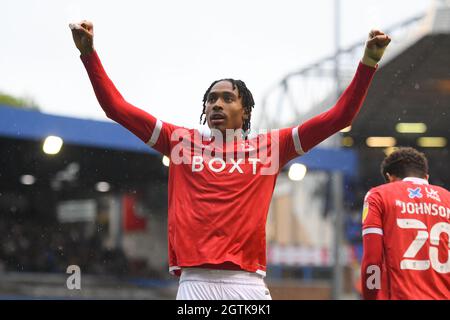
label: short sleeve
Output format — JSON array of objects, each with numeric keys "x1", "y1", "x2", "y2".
[{"x1": 361, "y1": 190, "x2": 384, "y2": 236}]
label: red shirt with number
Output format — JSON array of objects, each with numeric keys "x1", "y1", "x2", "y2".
[{"x1": 361, "y1": 177, "x2": 450, "y2": 299}]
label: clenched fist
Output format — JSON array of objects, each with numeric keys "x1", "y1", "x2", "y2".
[
  {"x1": 69, "y1": 20, "x2": 94, "y2": 56},
  {"x1": 362, "y1": 30, "x2": 391, "y2": 67}
]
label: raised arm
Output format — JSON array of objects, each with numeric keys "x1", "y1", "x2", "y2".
[
  {"x1": 297, "y1": 30, "x2": 391, "y2": 153},
  {"x1": 69, "y1": 20, "x2": 175, "y2": 155}
]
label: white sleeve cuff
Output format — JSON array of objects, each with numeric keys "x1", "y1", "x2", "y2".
[
  {"x1": 291, "y1": 126, "x2": 305, "y2": 155},
  {"x1": 147, "y1": 119, "x2": 163, "y2": 147},
  {"x1": 362, "y1": 228, "x2": 383, "y2": 236}
]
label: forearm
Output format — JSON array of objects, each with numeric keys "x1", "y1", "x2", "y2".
[
  {"x1": 81, "y1": 51, "x2": 125, "y2": 117},
  {"x1": 298, "y1": 62, "x2": 376, "y2": 152},
  {"x1": 361, "y1": 233, "x2": 384, "y2": 300},
  {"x1": 80, "y1": 51, "x2": 156, "y2": 142}
]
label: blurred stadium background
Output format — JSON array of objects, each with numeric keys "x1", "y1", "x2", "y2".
[{"x1": 0, "y1": 1, "x2": 449, "y2": 299}]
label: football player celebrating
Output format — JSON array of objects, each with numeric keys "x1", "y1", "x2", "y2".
[{"x1": 70, "y1": 21, "x2": 390, "y2": 300}]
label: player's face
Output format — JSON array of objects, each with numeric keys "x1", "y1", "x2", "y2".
[{"x1": 205, "y1": 81, "x2": 247, "y2": 133}]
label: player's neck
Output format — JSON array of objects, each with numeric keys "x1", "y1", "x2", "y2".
[{"x1": 402, "y1": 177, "x2": 429, "y2": 185}]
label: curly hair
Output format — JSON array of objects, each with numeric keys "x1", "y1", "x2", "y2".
[
  {"x1": 380, "y1": 147, "x2": 429, "y2": 181},
  {"x1": 200, "y1": 79, "x2": 255, "y2": 133}
]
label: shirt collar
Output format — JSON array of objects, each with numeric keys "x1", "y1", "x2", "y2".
[{"x1": 403, "y1": 177, "x2": 429, "y2": 185}]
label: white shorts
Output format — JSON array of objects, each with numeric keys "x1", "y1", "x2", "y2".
[{"x1": 176, "y1": 268, "x2": 272, "y2": 300}]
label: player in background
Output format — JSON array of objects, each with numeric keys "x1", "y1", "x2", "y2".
[
  {"x1": 361, "y1": 147, "x2": 450, "y2": 299},
  {"x1": 70, "y1": 20, "x2": 390, "y2": 300}
]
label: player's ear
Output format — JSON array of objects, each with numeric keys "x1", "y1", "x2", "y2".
[
  {"x1": 425, "y1": 174, "x2": 429, "y2": 181},
  {"x1": 386, "y1": 173, "x2": 396, "y2": 183}
]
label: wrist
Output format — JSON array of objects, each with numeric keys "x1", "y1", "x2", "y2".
[
  {"x1": 80, "y1": 46, "x2": 94, "y2": 57},
  {"x1": 361, "y1": 55, "x2": 379, "y2": 68}
]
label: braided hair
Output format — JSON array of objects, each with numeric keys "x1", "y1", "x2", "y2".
[{"x1": 200, "y1": 79, "x2": 255, "y2": 133}]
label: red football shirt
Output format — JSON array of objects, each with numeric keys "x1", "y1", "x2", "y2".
[
  {"x1": 81, "y1": 50, "x2": 376, "y2": 276},
  {"x1": 362, "y1": 177, "x2": 450, "y2": 299},
  {"x1": 162, "y1": 126, "x2": 306, "y2": 275}
]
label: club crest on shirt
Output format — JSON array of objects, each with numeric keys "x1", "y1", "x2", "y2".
[
  {"x1": 362, "y1": 192, "x2": 370, "y2": 223},
  {"x1": 362, "y1": 203, "x2": 369, "y2": 223},
  {"x1": 407, "y1": 187, "x2": 422, "y2": 199},
  {"x1": 425, "y1": 187, "x2": 441, "y2": 202}
]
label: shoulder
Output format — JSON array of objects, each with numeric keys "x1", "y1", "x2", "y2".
[
  {"x1": 430, "y1": 184, "x2": 450, "y2": 193},
  {"x1": 271, "y1": 127, "x2": 297, "y2": 138},
  {"x1": 365, "y1": 185, "x2": 388, "y2": 200},
  {"x1": 429, "y1": 184, "x2": 450, "y2": 199},
  {"x1": 369, "y1": 181, "x2": 409, "y2": 194}
]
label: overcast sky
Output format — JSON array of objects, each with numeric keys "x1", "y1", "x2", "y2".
[{"x1": 1, "y1": 0, "x2": 431, "y2": 128}]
